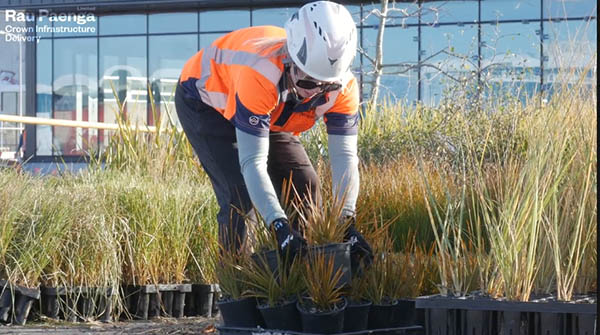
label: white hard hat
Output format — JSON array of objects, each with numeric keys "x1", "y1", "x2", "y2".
[{"x1": 285, "y1": 1, "x2": 357, "y2": 82}]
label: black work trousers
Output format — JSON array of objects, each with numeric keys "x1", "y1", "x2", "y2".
[{"x1": 175, "y1": 83, "x2": 320, "y2": 251}]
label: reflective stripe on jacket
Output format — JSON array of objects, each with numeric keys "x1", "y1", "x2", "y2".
[{"x1": 180, "y1": 26, "x2": 359, "y2": 137}]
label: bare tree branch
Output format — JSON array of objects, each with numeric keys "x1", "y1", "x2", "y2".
[
  {"x1": 357, "y1": 0, "x2": 519, "y2": 105},
  {"x1": 357, "y1": 46, "x2": 376, "y2": 66},
  {"x1": 369, "y1": 0, "x2": 388, "y2": 106},
  {"x1": 379, "y1": 48, "x2": 473, "y2": 83}
]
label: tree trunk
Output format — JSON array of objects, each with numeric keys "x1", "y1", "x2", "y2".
[{"x1": 369, "y1": 0, "x2": 389, "y2": 107}]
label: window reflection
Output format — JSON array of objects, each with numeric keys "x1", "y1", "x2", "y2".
[
  {"x1": 481, "y1": 22, "x2": 541, "y2": 101},
  {"x1": 542, "y1": 19, "x2": 597, "y2": 94},
  {"x1": 362, "y1": 2, "x2": 420, "y2": 27},
  {"x1": 200, "y1": 33, "x2": 225, "y2": 49},
  {"x1": 36, "y1": 14, "x2": 52, "y2": 38},
  {"x1": 0, "y1": 90, "x2": 21, "y2": 154},
  {"x1": 149, "y1": 35, "x2": 198, "y2": 128},
  {"x1": 0, "y1": 12, "x2": 27, "y2": 154},
  {"x1": 99, "y1": 36, "x2": 147, "y2": 151},
  {"x1": 36, "y1": 40, "x2": 52, "y2": 155},
  {"x1": 421, "y1": 24, "x2": 478, "y2": 105},
  {"x1": 385, "y1": 27, "x2": 419, "y2": 104},
  {"x1": 53, "y1": 38, "x2": 98, "y2": 156},
  {"x1": 149, "y1": 12, "x2": 197, "y2": 33},
  {"x1": 422, "y1": 1, "x2": 478, "y2": 25},
  {"x1": 543, "y1": 0, "x2": 597, "y2": 19},
  {"x1": 252, "y1": 7, "x2": 293, "y2": 26},
  {"x1": 200, "y1": 10, "x2": 250, "y2": 31},
  {"x1": 28, "y1": 6, "x2": 598, "y2": 159},
  {"x1": 362, "y1": 26, "x2": 419, "y2": 103},
  {"x1": 481, "y1": 0, "x2": 541, "y2": 21},
  {"x1": 53, "y1": 13, "x2": 97, "y2": 38},
  {"x1": 99, "y1": 14, "x2": 146, "y2": 35}
]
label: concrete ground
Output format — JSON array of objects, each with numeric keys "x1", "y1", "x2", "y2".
[{"x1": 0, "y1": 316, "x2": 221, "y2": 334}]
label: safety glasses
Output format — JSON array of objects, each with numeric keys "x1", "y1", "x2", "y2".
[
  {"x1": 295, "y1": 79, "x2": 342, "y2": 92},
  {"x1": 291, "y1": 64, "x2": 341, "y2": 92}
]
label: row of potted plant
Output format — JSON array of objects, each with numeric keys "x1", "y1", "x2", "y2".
[
  {"x1": 0, "y1": 169, "x2": 221, "y2": 324},
  {"x1": 215, "y1": 195, "x2": 437, "y2": 334},
  {"x1": 413, "y1": 67, "x2": 597, "y2": 334}
]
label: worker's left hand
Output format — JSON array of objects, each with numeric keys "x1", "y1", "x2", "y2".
[{"x1": 341, "y1": 216, "x2": 374, "y2": 276}]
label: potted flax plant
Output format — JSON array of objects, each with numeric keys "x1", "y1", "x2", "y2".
[
  {"x1": 343, "y1": 270, "x2": 372, "y2": 332},
  {"x1": 299, "y1": 194, "x2": 353, "y2": 288},
  {"x1": 297, "y1": 249, "x2": 347, "y2": 334},
  {"x1": 245, "y1": 250, "x2": 304, "y2": 331},
  {"x1": 215, "y1": 246, "x2": 264, "y2": 328}
]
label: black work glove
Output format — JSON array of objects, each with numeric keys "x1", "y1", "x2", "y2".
[
  {"x1": 272, "y1": 218, "x2": 307, "y2": 261},
  {"x1": 342, "y1": 216, "x2": 374, "y2": 276}
]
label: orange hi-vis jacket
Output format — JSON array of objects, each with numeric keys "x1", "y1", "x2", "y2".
[{"x1": 179, "y1": 26, "x2": 359, "y2": 137}]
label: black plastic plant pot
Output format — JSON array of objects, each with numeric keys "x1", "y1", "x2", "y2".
[
  {"x1": 534, "y1": 312, "x2": 567, "y2": 335},
  {"x1": 392, "y1": 299, "x2": 425, "y2": 327},
  {"x1": 148, "y1": 292, "x2": 161, "y2": 318},
  {"x1": 423, "y1": 308, "x2": 460, "y2": 335},
  {"x1": 571, "y1": 313, "x2": 596, "y2": 335},
  {"x1": 12, "y1": 293, "x2": 38, "y2": 325},
  {"x1": 155, "y1": 284, "x2": 191, "y2": 318},
  {"x1": 172, "y1": 291, "x2": 186, "y2": 318},
  {"x1": 161, "y1": 291, "x2": 174, "y2": 317},
  {"x1": 77, "y1": 294, "x2": 94, "y2": 321},
  {"x1": 309, "y1": 242, "x2": 352, "y2": 288},
  {"x1": 217, "y1": 297, "x2": 265, "y2": 328},
  {"x1": 40, "y1": 286, "x2": 63, "y2": 319},
  {"x1": 498, "y1": 310, "x2": 528, "y2": 335},
  {"x1": 343, "y1": 299, "x2": 372, "y2": 332},
  {"x1": 11, "y1": 283, "x2": 40, "y2": 325},
  {"x1": 257, "y1": 299, "x2": 302, "y2": 331},
  {"x1": 123, "y1": 285, "x2": 152, "y2": 320},
  {"x1": 369, "y1": 300, "x2": 398, "y2": 330},
  {"x1": 0, "y1": 280, "x2": 11, "y2": 306},
  {"x1": 460, "y1": 309, "x2": 495, "y2": 335},
  {"x1": 134, "y1": 290, "x2": 150, "y2": 320},
  {"x1": 98, "y1": 293, "x2": 113, "y2": 323},
  {"x1": 297, "y1": 297, "x2": 347, "y2": 334},
  {"x1": 0, "y1": 281, "x2": 13, "y2": 322},
  {"x1": 64, "y1": 291, "x2": 79, "y2": 322},
  {"x1": 184, "y1": 287, "x2": 195, "y2": 316},
  {"x1": 187, "y1": 283, "x2": 220, "y2": 317},
  {"x1": 212, "y1": 285, "x2": 221, "y2": 316}
]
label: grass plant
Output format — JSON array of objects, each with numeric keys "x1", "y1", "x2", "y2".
[
  {"x1": 357, "y1": 160, "x2": 444, "y2": 248},
  {"x1": 417, "y1": 58, "x2": 596, "y2": 301},
  {"x1": 0, "y1": 171, "x2": 34, "y2": 279},
  {"x1": 215, "y1": 248, "x2": 253, "y2": 301},
  {"x1": 6, "y1": 179, "x2": 73, "y2": 288},
  {"x1": 298, "y1": 190, "x2": 352, "y2": 245},
  {"x1": 302, "y1": 250, "x2": 345, "y2": 312},
  {"x1": 245, "y1": 252, "x2": 305, "y2": 307},
  {"x1": 187, "y1": 215, "x2": 219, "y2": 284},
  {"x1": 115, "y1": 174, "x2": 208, "y2": 285}
]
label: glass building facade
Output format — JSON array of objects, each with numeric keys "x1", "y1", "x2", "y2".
[{"x1": 0, "y1": 0, "x2": 596, "y2": 161}]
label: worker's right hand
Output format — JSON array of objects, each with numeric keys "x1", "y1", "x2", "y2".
[
  {"x1": 271, "y1": 218, "x2": 307, "y2": 260},
  {"x1": 341, "y1": 216, "x2": 374, "y2": 276}
]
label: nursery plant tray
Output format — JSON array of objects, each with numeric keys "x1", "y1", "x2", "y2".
[
  {"x1": 415, "y1": 293, "x2": 597, "y2": 314},
  {"x1": 217, "y1": 325, "x2": 424, "y2": 335},
  {"x1": 0, "y1": 280, "x2": 40, "y2": 299}
]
